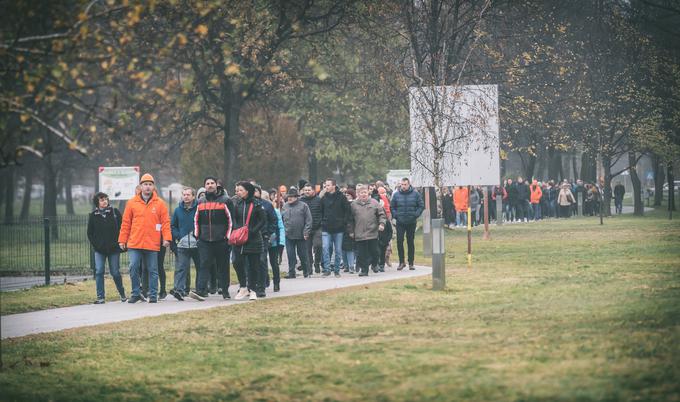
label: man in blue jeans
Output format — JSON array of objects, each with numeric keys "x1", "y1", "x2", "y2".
[
  {"x1": 320, "y1": 178, "x2": 350, "y2": 277},
  {"x1": 118, "y1": 173, "x2": 172, "y2": 303}
]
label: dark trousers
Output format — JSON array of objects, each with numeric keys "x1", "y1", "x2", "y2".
[
  {"x1": 234, "y1": 251, "x2": 260, "y2": 292},
  {"x1": 515, "y1": 201, "x2": 527, "y2": 221},
  {"x1": 268, "y1": 246, "x2": 280, "y2": 285},
  {"x1": 396, "y1": 222, "x2": 416, "y2": 265},
  {"x1": 197, "y1": 240, "x2": 230, "y2": 296},
  {"x1": 259, "y1": 250, "x2": 269, "y2": 292},
  {"x1": 305, "y1": 228, "x2": 322, "y2": 271},
  {"x1": 141, "y1": 246, "x2": 167, "y2": 296},
  {"x1": 378, "y1": 242, "x2": 388, "y2": 268},
  {"x1": 356, "y1": 238, "x2": 379, "y2": 274},
  {"x1": 286, "y1": 238, "x2": 309, "y2": 277}
]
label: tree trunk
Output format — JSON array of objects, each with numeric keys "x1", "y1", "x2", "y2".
[
  {"x1": 223, "y1": 98, "x2": 242, "y2": 188},
  {"x1": 20, "y1": 169, "x2": 34, "y2": 220},
  {"x1": 629, "y1": 151, "x2": 643, "y2": 216},
  {"x1": 523, "y1": 152, "x2": 536, "y2": 181},
  {"x1": 652, "y1": 154, "x2": 665, "y2": 206},
  {"x1": 64, "y1": 169, "x2": 75, "y2": 215},
  {"x1": 3, "y1": 165, "x2": 15, "y2": 223},
  {"x1": 536, "y1": 148, "x2": 547, "y2": 180},
  {"x1": 43, "y1": 153, "x2": 59, "y2": 239},
  {"x1": 572, "y1": 154, "x2": 579, "y2": 181},
  {"x1": 668, "y1": 161, "x2": 676, "y2": 212},
  {"x1": 602, "y1": 155, "x2": 612, "y2": 216},
  {"x1": 548, "y1": 148, "x2": 562, "y2": 182},
  {"x1": 500, "y1": 156, "x2": 507, "y2": 179},
  {"x1": 581, "y1": 150, "x2": 596, "y2": 183}
]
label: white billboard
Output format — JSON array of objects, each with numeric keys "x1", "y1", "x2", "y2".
[
  {"x1": 409, "y1": 85, "x2": 499, "y2": 187},
  {"x1": 99, "y1": 166, "x2": 140, "y2": 200}
]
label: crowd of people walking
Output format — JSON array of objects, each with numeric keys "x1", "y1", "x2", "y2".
[{"x1": 87, "y1": 174, "x2": 424, "y2": 304}]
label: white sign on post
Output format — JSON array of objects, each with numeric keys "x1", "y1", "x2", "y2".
[
  {"x1": 409, "y1": 85, "x2": 499, "y2": 187},
  {"x1": 99, "y1": 166, "x2": 140, "y2": 200}
]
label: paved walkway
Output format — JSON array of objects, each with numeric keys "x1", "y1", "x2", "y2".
[{"x1": 1, "y1": 265, "x2": 432, "y2": 339}]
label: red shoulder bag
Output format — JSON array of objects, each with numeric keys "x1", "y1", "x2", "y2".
[{"x1": 229, "y1": 203, "x2": 253, "y2": 246}]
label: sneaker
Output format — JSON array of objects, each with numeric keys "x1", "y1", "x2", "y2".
[
  {"x1": 409, "y1": 265, "x2": 415, "y2": 270},
  {"x1": 209, "y1": 287, "x2": 216, "y2": 295},
  {"x1": 249, "y1": 291, "x2": 257, "y2": 301},
  {"x1": 285, "y1": 273, "x2": 296, "y2": 279},
  {"x1": 218, "y1": 288, "x2": 223, "y2": 295},
  {"x1": 371, "y1": 265, "x2": 379, "y2": 273},
  {"x1": 314, "y1": 266, "x2": 321, "y2": 273},
  {"x1": 379, "y1": 266, "x2": 385, "y2": 272},
  {"x1": 274, "y1": 284, "x2": 280, "y2": 292},
  {"x1": 234, "y1": 287, "x2": 249, "y2": 300},
  {"x1": 93, "y1": 299, "x2": 105, "y2": 304},
  {"x1": 222, "y1": 290, "x2": 231, "y2": 299},
  {"x1": 159, "y1": 291, "x2": 167, "y2": 300},
  {"x1": 128, "y1": 295, "x2": 144, "y2": 304},
  {"x1": 397, "y1": 263, "x2": 406, "y2": 271},
  {"x1": 343, "y1": 267, "x2": 350, "y2": 273},
  {"x1": 149, "y1": 298, "x2": 158, "y2": 303},
  {"x1": 334, "y1": 272, "x2": 341, "y2": 278},
  {"x1": 256, "y1": 291, "x2": 266, "y2": 298},
  {"x1": 348, "y1": 267, "x2": 355, "y2": 274},
  {"x1": 120, "y1": 296, "x2": 128, "y2": 303},
  {"x1": 188, "y1": 290, "x2": 205, "y2": 301},
  {"x1": 358, "y1": 272, "x2": 368, "y2": 277},
  {"x1": 172, "y1": 290, "x2": 184, "y2": 301},
  {"x1": 322, "y1": 271, "x2": 331, "y2": 277}
]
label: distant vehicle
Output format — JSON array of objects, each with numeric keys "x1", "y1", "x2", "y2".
[{"x1": 662, "y1": 181, "x2": 680, "y2": 192}]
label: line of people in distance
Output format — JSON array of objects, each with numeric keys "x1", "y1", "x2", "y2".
[
  {"x1": 87, "y1": 174, "x2": 425, "y2": 304},
  {"x1": 441, "y1": 177, "x2": 625, "y2": 227}
]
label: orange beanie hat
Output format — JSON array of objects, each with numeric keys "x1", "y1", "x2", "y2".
[{"x1": 140, "y1": 173, "x2": 155, "y2": 184}]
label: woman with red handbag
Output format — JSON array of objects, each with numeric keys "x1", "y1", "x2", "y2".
[{"x1": 231, "y1": 181, "x2": 267, "y2": 301}]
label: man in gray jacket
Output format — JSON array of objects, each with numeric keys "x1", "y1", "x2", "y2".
[
  {"x1": 282, "y1": 187, "x2": 313, "y2": 278},
  {"x1": 349, "y1": 184, "x2": 386, "y2": 276}
]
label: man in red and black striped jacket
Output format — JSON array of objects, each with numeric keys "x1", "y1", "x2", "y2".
[{"x1": 190, "y1": 176, "x2": 233, "y2": 301}]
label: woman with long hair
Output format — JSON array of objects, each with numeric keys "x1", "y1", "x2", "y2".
[{"x1": 232, "y1": 181, "x2": 267, "y2": 301}]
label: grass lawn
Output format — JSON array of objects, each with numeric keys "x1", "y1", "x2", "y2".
[{"x1": 1, "y1": 209, "x2": 679, "y2": 401}]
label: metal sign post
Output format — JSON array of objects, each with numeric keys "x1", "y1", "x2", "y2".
[
  {"x1": 431, "y1": 218, "x2": 446, "y2": 290},
  {"x1": 483, "y1": 187, "x2": 490, "y2": 240},
  {"x1": 423, "y1": 189, "x2": 432, "y2": 257}
]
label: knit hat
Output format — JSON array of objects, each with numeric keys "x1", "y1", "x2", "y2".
[
  {"x1": 140, "y1": 173, "x2": 154, "y2": 184},
  {"x1": 197, "y1": 187, "x2": 206, "y2": 199},
  {"x1": 287, "y1": 187, "x2": 299, "y2": 197}
]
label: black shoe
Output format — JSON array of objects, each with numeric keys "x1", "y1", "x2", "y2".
[
  {"x1": 93, "y1": 299, "x2": 105, "y2": 304},
  {"x1": 343, "y1": 267, "x2": 350, "y2": 273},
  {"x1": 128, "y1": 295, "x2": 144, "y2": 304},
  {"x1": 188, "y1": 290, "x2": 205, "y2": 301},
  {"x1": 274, "y1": 284, "x2": 280, "y2": 292},
  {"x1": 149, "y1": 298, "x2": 158, "y2": 303},
  {"x1": 223, "y1": 290, "x2": 231, "y2": 299},
  {"x1": 315, "y1": 266, "x2": 321, "y2": 273},
  {"x1": 322, "y1": 271, "x2": 331, "y2": 277},
  {"x1": 256, "y1": 291, "x2": 266, "y2": 298},
  {"x1": 120, "y1": 296, "x2": 128, "y2": 303},
  {"x1": 159, "y1": 291, "x2": 167, "y2": 300},
  {"x1": 218, "y1": 288, "x2": 223, "y2": 295},
  {"x1": 358, "y1": 272, "x2": 368, "y2": 277},
  {"x1": 397, "y1": 263, "x2": 406, "y2": 271},
  {"x1": 409, "y1": 265, "x2": 415, "y2": 270},
  {"x1": 334, "y1": 272, "x2": 341, "y2": 278},
  {"x1": 209, "y1": 288, "x2": 216, "y2": 295},
  {"x1": 172, "y1": 290, "x2": 184, "y2": 301},
  {"x1": 296, "y1": 265, "x2": 302, "y2": 271},
  {"x1": 371, "y1": 265, "x2": 379, "y2": 273},
  {"x1": 285, "y1": 273, "x2": 296, "y2": 279},
  {"x1": 379, "y1": 266, "x2": 385, "y2": 272}
]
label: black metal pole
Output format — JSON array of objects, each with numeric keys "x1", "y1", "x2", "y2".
[{"x1": 44, "y1": 218, "x2": 50, "y2": 285}]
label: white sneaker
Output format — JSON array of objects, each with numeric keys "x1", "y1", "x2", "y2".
[
  {"x1": 249, "y1": 291, "x2": 257, "y2": 301},
  {"x1": 234, "y1": 287, "x2": 248, "y2": 300}
]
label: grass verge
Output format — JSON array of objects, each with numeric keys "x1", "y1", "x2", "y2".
[{"x1": 0, "y1": 209, "x2": 679, "y2": 400}]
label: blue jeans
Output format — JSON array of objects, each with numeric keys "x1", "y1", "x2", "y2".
[
  {"x1": 175, "y1": 248, "x2": 199, "y2": 296},
  {"x1": 322, "y1": 232, "x2": 343, "y2": 274},
  {"x1": 532, "y1": 203, "x2": 542, "y2": 220},
  {"x1": 456, "y1": 211, "x2": 467, "y2": 226},
  {"x1": 504, "y1": 203, "x2": 515, "y2": 221},
  {"x1": 342, "y1": 250, "x2": 355, "y2": 271},
  {"x1": 129, "y1": 249, "x2": 158, "y2": 298},
  {"x1": 94, "y1": 252, "x2": 125, "y2": 300}
]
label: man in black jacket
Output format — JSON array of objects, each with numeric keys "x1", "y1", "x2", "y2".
[
  {"x1": 300, "y1": 183, "x2": 322, "y2": 273},
  {"x1": 515, "y1": 177, "x2": 530, "y2": 222},
  {"x1": 191, "y1": 177, "x2": 233, "y2": 301},
  {"x1": 321, "y1": 178, "x2": 350, "y2": 277}
]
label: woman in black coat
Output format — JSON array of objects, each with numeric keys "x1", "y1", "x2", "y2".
[
  {"x1": 87, "y1": 192, "x2": 127, "y2": 304},
  {"x1": 232, "y1": 181, "x2": 267, "y2": 301}
]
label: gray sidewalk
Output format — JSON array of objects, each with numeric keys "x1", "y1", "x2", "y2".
[
  {"x1": 0, "y1": 275, "x2": 91, "y2": 292},
  {"x1": 1, "y1": 265, "x2": 432, "y2": 339}
]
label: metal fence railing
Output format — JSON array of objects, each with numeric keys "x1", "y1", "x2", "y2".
[{"x1": 0, "y1": 216, "x2": 175, "y2": 282}]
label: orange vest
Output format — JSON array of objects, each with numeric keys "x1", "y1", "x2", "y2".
[{"x1": 118, "y1": 192, "x2": 172, "y2": 251}]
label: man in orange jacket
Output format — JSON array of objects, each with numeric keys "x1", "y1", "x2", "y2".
[
  {"x1": 453, "y1": 186, "x2": 469, "y2": 227},
  {"x1": 530, "y1": 179, "x2": 543, "y2": 221},
  {"x1": 118, "y1": 173, "x2": 172, "y2": 303}
]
